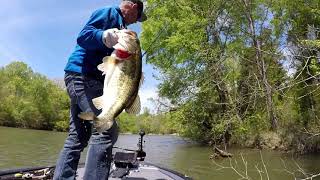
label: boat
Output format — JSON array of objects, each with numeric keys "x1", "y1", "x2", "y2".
[{"x1": 0, "y1": 130, "x2": 192, "y2": 180}]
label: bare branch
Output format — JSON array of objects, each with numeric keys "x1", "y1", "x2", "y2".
[{"x1": 260, "y1": 151, "x2": 270, "y2": 180}]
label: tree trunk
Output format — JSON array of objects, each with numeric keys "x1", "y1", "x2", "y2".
[{"x1": 242, "y1": 0, "x2": 278, "y2": 130}]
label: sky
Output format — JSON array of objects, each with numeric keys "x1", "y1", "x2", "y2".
[{"x1": 0, "y1": 0, "x2": 159, "y2": 112}]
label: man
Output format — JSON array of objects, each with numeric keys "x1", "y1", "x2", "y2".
[{"x1": 53, "y1": 1, "x2": 146, "y2": 179}]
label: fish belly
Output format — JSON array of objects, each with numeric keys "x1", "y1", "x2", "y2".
[{"x1": 94, "y1": 61, "x2": 140, "y2": 132}]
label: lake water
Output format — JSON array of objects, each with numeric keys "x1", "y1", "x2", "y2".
[{"x1": 0, "y1": 126, "x2": 319, "y2": 179}]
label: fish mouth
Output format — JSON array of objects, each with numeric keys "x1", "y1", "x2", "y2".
[{"x1": 115, "y1": 49, "x2": 132, "y2": 59}]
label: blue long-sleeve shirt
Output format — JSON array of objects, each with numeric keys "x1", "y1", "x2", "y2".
[{"x1": 64, "y1": 6, "x2": 126, "y2": 79}]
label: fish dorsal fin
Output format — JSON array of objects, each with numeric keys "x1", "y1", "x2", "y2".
[
  {"x1": 125, "y1": 94, "x2": 141, "y2": 114},
  {"x1": 92, "y1": 96, "x2": 104, "y2": 110}
]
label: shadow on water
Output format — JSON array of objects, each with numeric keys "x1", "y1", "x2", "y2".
[{"x1": 1, "y1": 126, "x2": 320, "y2": 180}]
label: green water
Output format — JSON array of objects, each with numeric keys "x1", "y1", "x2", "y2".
[{"x1": 0, "y1": 126, "x2": 319, "y2": 180}]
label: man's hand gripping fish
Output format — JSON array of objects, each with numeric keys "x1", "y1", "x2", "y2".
[{"x1": 78, "y1": 30, "x2": 143, "y2": 133}]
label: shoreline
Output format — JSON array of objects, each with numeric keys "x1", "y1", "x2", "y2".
[{"x1": 1, "y1": 126, "x2": 319, "y2": 154}]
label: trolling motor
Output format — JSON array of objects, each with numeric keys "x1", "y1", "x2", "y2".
[
  {"x1": 113, "y1": 130, "x2": 146, "y2": 169},
  {"x1": 111, "y1": 130, "x2": 147, "y2": 178},
  {"x1": 136, "y1": 130, "x2": 146, "y2": 161}
]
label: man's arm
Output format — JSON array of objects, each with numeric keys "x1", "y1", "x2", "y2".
[{"x1": 77, "y1": 8, "x2": 117, "y2": 50}]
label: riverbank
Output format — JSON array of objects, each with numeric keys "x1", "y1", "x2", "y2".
[{"x1": 230, "y1": 130, "x2": 320, "y2": 155}]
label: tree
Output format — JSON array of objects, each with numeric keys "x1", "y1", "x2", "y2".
[{"x1": 0, "y1": 62, "x2": 70, "y2": 131}]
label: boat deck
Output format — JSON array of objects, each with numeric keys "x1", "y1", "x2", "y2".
[{"x1": 76, "y1": 162, "x2": 190, "y2": 180}]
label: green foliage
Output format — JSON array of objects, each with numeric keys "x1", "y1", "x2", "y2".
[
  {"x1": 1, "y1": 0, "x2": 320, "y2": 153},
  {"x1": 140, "y1": 0, "x2": 320, "y2": 151},
  {"x1": 117, "y1": 109, "x2": 178, "y2": 135},
  {"x1": 0, "y1": 62, "x2": 69, "y2": 131},
  {"x1": 0, "y1": 62, "x2": 176, "y2": 135},
  {"x1": 300, "y1": 40, "x2": 320, "y2": 48}
]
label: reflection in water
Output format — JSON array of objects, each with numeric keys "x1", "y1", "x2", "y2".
[{"x1": 0, "y1": 126, "x2": 320, "y2": 180}]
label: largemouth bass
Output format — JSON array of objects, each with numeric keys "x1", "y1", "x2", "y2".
[{"x1": 78, "y1": 30, "x2": 143, "y2": 133}]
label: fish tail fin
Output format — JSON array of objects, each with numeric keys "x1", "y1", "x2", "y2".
[
  {"x1": 78, "y1": 112, "x2": 96, "y2": 121},
  {"x1": 96, "y1": 120, "x2": 114, "y2": 133}
]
